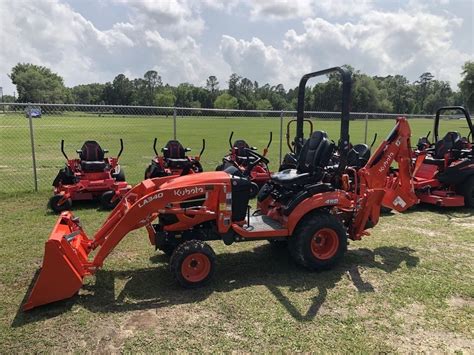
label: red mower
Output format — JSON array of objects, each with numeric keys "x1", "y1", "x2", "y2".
[
  {"x1": 216, "y1": 131, "x2": 273, "y2": 197},
  {"x1": 49, "y1": 139, "x2": 131, "y2": 213},
  {"x1": 24, "y1": 67, "x2": 420, "y2": 311},
  {"x1": 144, "y1": 138, "x2": 205, "y2": 179},
  {"x1": 410, "y1": 106, "x2": 474, "y2": 207}
]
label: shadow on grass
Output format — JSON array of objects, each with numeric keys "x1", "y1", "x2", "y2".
[
  {"x1": 44, "y1": 198, "x2": 117, "y2": 216},
  {"x1": 12, "y1": 243, "x2": 419, "y2": 327},
  {"x1": 401, "y1": 203, "x2": 473, "y2": 218}
]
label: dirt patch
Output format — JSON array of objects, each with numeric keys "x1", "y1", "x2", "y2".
[
  {"x1": 448, "y1": 296, "x2": 474, "y2": 309},
  {"x1": 390, "y1": 303, "x2": 473, "y2": 352}
]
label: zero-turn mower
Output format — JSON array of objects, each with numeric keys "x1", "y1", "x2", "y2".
[
  {"x1": 49, "y1": 139, "x2": 131, "y2": 213},
  {"x1": 216, "y1": 131, "x2": 273, "y2": 197},
  {"x1": 411, "y1": 106, "x2": 474, "y2": 207},
  {"x1": 23, "y1": 67, "x2": 419, "y2": 311},
  {"x1": 144, "y1": 138, "x2": 205, "y2": 179}
]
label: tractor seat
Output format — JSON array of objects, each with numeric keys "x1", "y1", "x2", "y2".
[
  {"x1": 272, "y1": 131, "x2": 334, "y2": 186},
  {"x1": 79, "y1": 140, "x2": 107, "y2": 172},
  {"x1": 163, "y1": 140, "x2": 186, "y2": 159},
  {"x1": 434, "y1": 132, "x2": 462, "y2": 159},
  {"x1": 347, "y1": 144, "x2": 371, "y2": 168}
]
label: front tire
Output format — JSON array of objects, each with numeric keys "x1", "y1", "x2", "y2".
[
  {"x1": 112, "y1": 166, "x2": 126, "y2": 181},
  {"x1": 289, "y1": 212, "x2": 347, "y2": 270},
  {"x1": 49, "y1": 194, "x2": 72, "y2": 213},
  {"x1": 170, "y1": 240, "x2": 216, "y2": 288}
]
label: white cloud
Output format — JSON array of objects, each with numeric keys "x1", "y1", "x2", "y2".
[
  {"x1": 220, "y1": 35, "x2": 298, "y2": 85},
  {"x1": 0, "y1": 0, "x2": 214, "y2": 93},
  {"x1": 282, "y1": 8, "x2": 469, "y2": 85},
  {"x1": 247, "y1": 0, "x2": 314, "y2": 20}
]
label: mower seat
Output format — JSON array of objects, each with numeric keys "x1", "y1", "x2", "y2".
[
  {"x1": 434, "y1": 132, "x2": 462, "y2": 159},
  {"x1": 272, "y1": 131, "x2": 334, "y2": 186},
  {"x1": 163, "y1": 140, "x2": 186, "y2": 159},
  {"x1": 347, "y1": 144, "x2": 371, "y2": 168},
  {"x1": 79, "y1": 141, "x2": 107, "y2": 172},
  {"x1": 233, "y1": 140, "x2": 257, "y2": 165}
]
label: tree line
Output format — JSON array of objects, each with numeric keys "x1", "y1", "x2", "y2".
[{"x1": 4, "y1": 62, "x2": 474, "y2": 113}]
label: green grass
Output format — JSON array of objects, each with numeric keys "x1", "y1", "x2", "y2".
[
  {"x1": 1, "y1": 112, "x2": 471, "y2": 192},
  {"x1": 0, "y1": 113, "x2": 473, "y2": 351},
  {"x1": 0, "y1": 192, "x2": 472, "y2": 352}
]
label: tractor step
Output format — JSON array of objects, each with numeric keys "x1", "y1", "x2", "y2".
[{"x1": 232, "y1": 215, "x2": 288, "y2": 238}]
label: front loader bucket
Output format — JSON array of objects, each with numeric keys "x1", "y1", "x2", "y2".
[{"x1": 23, "y1": 212, "x2": 92, "y2": 311}]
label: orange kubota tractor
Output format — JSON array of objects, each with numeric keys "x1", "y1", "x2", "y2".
[{"x1": 23, "y1": 67, "x2": 418, "y2": 311}]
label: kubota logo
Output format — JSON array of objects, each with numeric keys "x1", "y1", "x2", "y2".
[
  {"x1": 174, "y1": 186, "x2": 204, "y2": 197},
  {"x1": 378, "y1": 152, "x2": 394, "y2": 173},
  {"x1": 138, "y1": 192, "x2": 163, "y2": 208}
]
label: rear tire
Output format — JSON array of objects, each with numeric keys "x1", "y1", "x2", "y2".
[
  {"x1": 100, "y1": 191, "x2": 120, "y2": 210},
  {"x1": 289, "y1": 212, "x2": 347, "y2": 270},
  {"x1": 460, "y1": 176, "x2": 474, "y2": 208},
  {"x1": 49, "y1": 195, "x2": 72, "y2": 213},
  {"x1": 170, "y1": 240, "x2": 216, "y2": 288}
]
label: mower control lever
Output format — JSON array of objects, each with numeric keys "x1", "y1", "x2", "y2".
[
  {"x1": 153, "y1": 138, "x2": 159, "y2": 156},
  {"x1": 61, "y1": 140, "x2": 69, "y2": 160},
  {"x1": 370, "y1": 133, "x2": 378, "y2": 149},
  {"x1": 228, "y1": 131, "x2": 234, "y2": 148},
  {"x1": 117, "y1": 139, "x2": 124, "y2": 159},
  {"x1": 199, "y1": 139, "x2": 206, "y2": 158}
]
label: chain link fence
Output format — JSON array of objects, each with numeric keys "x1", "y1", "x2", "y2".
[{"x1": 1, "y1": 103, "x2": 465, "y2": 193}]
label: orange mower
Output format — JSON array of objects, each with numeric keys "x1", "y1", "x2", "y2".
[{"x1": 24, "y1": 67, "x2": 418, "y2": 311}]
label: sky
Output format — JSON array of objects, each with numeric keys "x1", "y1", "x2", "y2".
[{"x1": 0, "y1": 0, "x2": 472, "y2": 96}]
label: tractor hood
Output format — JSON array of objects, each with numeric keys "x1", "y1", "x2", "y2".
[{"x1": 155, "y1": 171, "x2": 231, "y2": 190}]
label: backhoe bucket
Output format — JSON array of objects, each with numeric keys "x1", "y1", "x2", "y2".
[{"x1": 23, "y1": 212, "x2": 92, "y2": 311}]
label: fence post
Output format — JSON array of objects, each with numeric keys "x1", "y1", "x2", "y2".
[
  {"x1": 364, "y1": 113, "x2": 369, "y2": 144},
  {"x1": 27, "y1": 105, "x2": 38, "y2": 192},
  {"x1": 173, "y1": 107, "x2": 177, "y2": 139},
  {"x1": 279, "y1": 110, "x2": 284, "y2": 165}
]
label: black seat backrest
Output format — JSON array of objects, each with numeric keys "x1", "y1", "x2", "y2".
[
  {"x1": 297, "y1": 131, "x2": 334, "y2": 173},
  {"x1": 163, "y1": 140, "x2": 186, "y2": 159},
  {"x1": 434, "y1": 131, "x2": 461, "y2": 159},
  {"x1": 233, "y1": 139, "x2": 250, "y2": 157},
  {"x1": 417, "y1": 136, "x2": 430, "y2": 151},
  {"x1": 80, "y1": 141, "x2": 104, "y2": 161},
  {"x1": 347, "y1": 144, "x2": 370, "y2": 168}
]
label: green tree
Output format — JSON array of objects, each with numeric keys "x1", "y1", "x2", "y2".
[
  {"x1": 214, "y1": 93, "x2": 238, "y2": 109},
  {"x1": 228, "y1": 73, "x2": 241, "y2": 97},
  {"x1": 143, "y1": 70, "x2": 162, "y2": 105},
  {"x1": 9, "y1": 63, "x2": 68, "y2": 103},
  {"x1": 423, "y1": 80, "x2": 453, "y2": 113},
  {"x1": 155, "y1": 89, "x2": 176, "y2": 107},
  {"x1": 255, "y1": 99, "x2": 272, "y2": 110},
  {"x1": 71, "y1": 83, "x2": 105, "y2": 104},
  {"x1": 459, "y1": 61, "x2": 474, "y2": 111}
]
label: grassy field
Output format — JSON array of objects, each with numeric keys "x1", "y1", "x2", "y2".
[
  {"x1": 1, "y1": 112, "x2": 472, "y2": 192},
  {"x1": 0, "y1": 113, "x2": 473, "y2": 352},
  {"x1": 0, "y1": 192, "x2": 472, "y2": 352}
]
